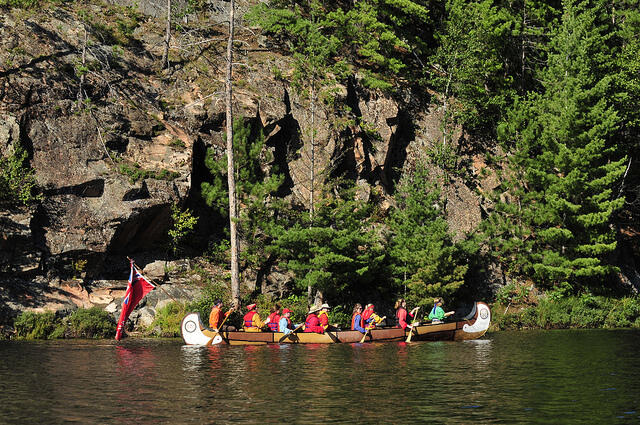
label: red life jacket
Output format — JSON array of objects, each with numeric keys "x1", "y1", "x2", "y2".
[
  {"x1": 362, "y1": 308, "x2": 373, "y2": 322},
  {"x1": 396, "y1": 307, "x2": 407, "y2": 329},
  {"x1": 267, "y1": 312, "x2": 280, "y2": 332},
  {"x1": 304, "y1": 313, "x2": 323, "y2": 333},
  {"x1": 351, "y1": 312, "x2": 363, "y2": 330},
  {"x1": 243, "y1": 310, "x2": 257, "y2": 328}
]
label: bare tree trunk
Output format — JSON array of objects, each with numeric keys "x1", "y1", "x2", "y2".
[
  {"x1": 226, "y1": 0, "x2": 240, "y2": 308},
  {"x1": 162, "y1": 0, "x2": 171, "y2": 69},
  {"x1": 78, "y1": 25, "x2": 87, "y2": 102},
  {"x1": 307, "y1": 80, "x2": 316, "y2": 304}
]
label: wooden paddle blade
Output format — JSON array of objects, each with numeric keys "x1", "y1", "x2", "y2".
[
  {"x1": 278, "y1": 323, "x2": 304, "y2": 342},
  {"x1": 359, "y1": 329, "x2": 369, "y2": 343},
  {"x1": 405, "y1": 327, "x2": 414, "y2": 343}
]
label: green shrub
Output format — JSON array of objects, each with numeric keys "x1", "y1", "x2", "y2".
[
  {"x1": 493, "y1": 296, "x2": 640, "y2": 330},
  {"x1": 186, "y1": 280, "x2": 231, "y2": 324},
  {"x1": 0, "y1": 0, "x2": 40, "y2": 8},
  {"x1": 14, "y1": 311, "x2": 58, "y2": 339},
  {"x1": 148, "y1": 302, "x2": 184, "y2": 337},
  {"x1": 328, "y1": 304, "x2": 351, "y2": 330},
  {"x1": 67, "y1": 307, "x2": 116, "y2": 338},
  {"x1": 0, "y1": 144, "x2": 40, "y2": 207}
]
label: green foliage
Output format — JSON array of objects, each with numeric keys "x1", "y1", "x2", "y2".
[
  {"x1": 0, "y1": 0, "x2": 39, "y2": 8},
  {"x1": 278, "y1": 294, "x2": 309, "y2": 324},
  {"x1": 148, "y1": 302, "x2": 184, "y2": 337},
  {"x1": 66, "y1": 307, "x2": 116, "y2": 338},
  {"x1": 0, "y1": 144, "x2": 40, "y2": 207},
  {"x1": 486, "y1": 0, "x2": 627, "y2": 292},
  {"x1": 168, "y1": 203, "x2": 198, "y2": 256},
  {"x1": 186, "y1": 280, "x2": 231, "y2": 324},
  {"x1": 493, "y1": 296, "x2": 640, "y2": 330},
  {"x1": 328, "y1": 304, "x2": 351, "y2": 330},
  {"x1": 201, "y1": 118, "x2": 285, "y2": 271},
  {"x1": 495, "y1": 283, "x2": 532, "y2": 305},
  {"x1": 387, "y1": 161, "x2": 473, "y2": 308},
  {"x1": 14, "y1": 311, "x2": 59, "y2": 339},
  {"x1": 269, "y1": 186, "x2": 386, "y2": 302},
  {"x1": 71, "y1": 259, "x2": 87, "y2": 280},
  {"x1": 429, "y1": 0, "x2": 514, "y2": 132}
]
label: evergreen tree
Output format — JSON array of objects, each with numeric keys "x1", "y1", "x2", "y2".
[
  {"x1": 201, "y1": 119, "x2": 285, "y2": 272},
  {"x1": 429, "y1": 0, "x2": 514, "y2": 134},
  {"x1": 610, "y1": 0, "x2": 640, "y2": 223},
  {"x1": 387, "y1": 161, "x2": 469, "y2": 308},
  {"x1": 503, "y1": 0, "x2": 561, "y2": 94},
  {"x1": 488, "y1": 0, "x2": 627, "y2": 291},
  {"x1": 268, "y1": 187, "x2": 387, "y2": 302}
]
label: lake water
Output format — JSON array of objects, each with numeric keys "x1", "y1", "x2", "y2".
[{"x1": 1, "y1": 330, "x2": 639, "y2": 424}]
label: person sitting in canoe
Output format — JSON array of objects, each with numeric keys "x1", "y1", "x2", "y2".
[
  {"x1": 209, "y1": 299, "x2": 234, "y2": 331},
  {"x1": 279, "y1": 308, "x2": 294, "y2": 335},
  {"x1": 243, "y1": 303, "x2": 265, "y2": 332},
  {"x1": 303, "y1": 305, "x2": 324, "y2": 334},
  {"x1": 363, "y1": 304, "x2": 384, "y2": 329},
  {"x1": 317, "y1": 303, "x2": 331, "y2": 331},
  {"x1": 266, "y1": 304, "x2": 281, "y2": 332},
  {"x1": 395, "y1": 298, "x2": 419, "y2": 330},
  {"x1": 351, "y1": 303, "x2": 367, "y2": 334},
  {"x1": 428, "y1": 298, "x2": 455, "y2": 324}
]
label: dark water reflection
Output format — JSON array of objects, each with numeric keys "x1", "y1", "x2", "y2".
[{"x1": 1, "y1": 330, "x2": 639, "y2": 424}]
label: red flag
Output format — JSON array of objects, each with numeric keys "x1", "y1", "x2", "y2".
[{"x1": 115, "y1": 260, "x2": 156, "y2": 340}]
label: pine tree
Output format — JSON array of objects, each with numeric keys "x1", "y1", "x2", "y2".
[
  {"x1": 429, "y1": 0, "x2": 514, "y2": 134},
  {"x1": 489, "y1": 0, "x2": 627, "y2": 291},
  {"x1": 201, "y1": 119, "x2": 285, "y2": 273},
  {"x1": 268, "y1": 187, "x2": 386, "y2": 302},
  {"x1": 387, "y1": 161, "x2": 469, "y2": 307}
]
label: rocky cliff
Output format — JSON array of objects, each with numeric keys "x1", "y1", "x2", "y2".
[{"x1": 6, "y1": 0, "x2": 633, "y2": 331}]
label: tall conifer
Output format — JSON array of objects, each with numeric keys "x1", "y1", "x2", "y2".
[{"x1": 489, "y1": 0, "x2": 627, "y2": 290}]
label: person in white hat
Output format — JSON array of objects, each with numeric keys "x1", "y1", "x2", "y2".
[
  {"x1": 318, "y1": 303, "x2": 331, "y2": 331},
  {"x1": 303, "y1": 304, "x2": 324, "y2": 333}
]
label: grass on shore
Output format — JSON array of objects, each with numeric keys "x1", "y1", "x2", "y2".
[{"x1": 491, "y1": 295, "x2": 640, "y2": 331}]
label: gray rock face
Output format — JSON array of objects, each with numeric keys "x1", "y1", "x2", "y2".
[{"x1": 0, "y1": 3, "x2": 493, "y2": 327}]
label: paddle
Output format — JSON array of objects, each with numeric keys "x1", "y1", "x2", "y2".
[
  {"x1": 405, "y1": 307, "x2": 420, "y2": 343},
  {"x1": 325, "y1": 329, "x2": 340, "y2": 343},
  {"x1": 278, "y1": 322, "x2": 304, "y2": 343},
  {"x1": 213, "y1": 307, "x2": 233, "y2": 333},
  {"x1": 359, "y1": 316, "x2": 386, "y2": 343}
]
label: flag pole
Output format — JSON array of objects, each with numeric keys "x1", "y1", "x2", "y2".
[{"x1": 126, "y1": 257, "x2": 184, "y2": 308}]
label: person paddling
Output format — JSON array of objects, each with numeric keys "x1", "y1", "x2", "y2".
[
  {"x1": 303, "y1": 305, "x2": 324, "y2": 334},
  {"x1": 209, "y1": 299, "x2": 234, "y2": 331},
  {"x1": 278, "y1": 308, "x2": 294, "y2": 335},
  {"x1": 266, "y1": 304, "x2": 281, "y2": 332},
  {"x1": 395, "y1": 298, "x2": 419, "y2": 330},
  {"x1": 428, "y1": 298, "x2": 455, "y2": 323},
  {"x1": 243, "y1": 303, "x2": 265, "y2": 332},
  {"x1": 351, "y1": 303, "x2": 367, "y2": 334},
  {"x1": 363, "y1": 304, "x2": 384, "y2": 329}
]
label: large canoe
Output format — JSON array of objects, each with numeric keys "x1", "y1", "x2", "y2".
[{"x1": 181, "y1": 301, "x2": 491, "y2": 345}]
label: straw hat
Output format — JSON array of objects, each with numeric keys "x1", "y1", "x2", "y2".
[
  {"x1": 320, "y1": 303, "x2": 331, "y2": 310},
  {"x1": 308, "y1": 304, "x2": 320, "y2": 314}
]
